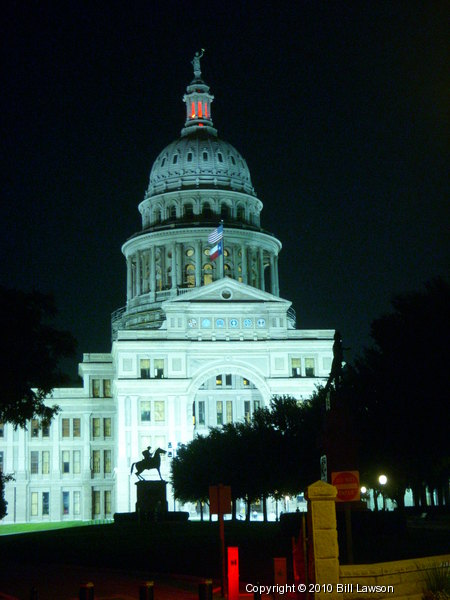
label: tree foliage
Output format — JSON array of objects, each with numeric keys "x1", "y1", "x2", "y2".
[{"x1": 0, "y1": 287, "x2": 77, "y2": 428}]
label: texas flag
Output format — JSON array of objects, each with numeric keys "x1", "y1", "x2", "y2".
[{"x1": 209, "y1": 239, "x2": 223, "y2": 261}]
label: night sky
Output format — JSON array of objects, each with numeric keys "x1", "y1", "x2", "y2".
[{"x1": 1, "y1": 1, "x2": 448, "y2": 381}]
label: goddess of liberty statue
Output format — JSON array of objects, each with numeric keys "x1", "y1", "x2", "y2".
[{"x1": 192, "y1": 49, "x2": 205, "y2": 78}]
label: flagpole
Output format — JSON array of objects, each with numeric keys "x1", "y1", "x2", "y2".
[{"x1": 220, "y1": 219, "x2": 224, "y2": 279}]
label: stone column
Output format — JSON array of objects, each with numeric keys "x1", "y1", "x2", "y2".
[
  {"x1": 274, "y1": 254, "x2": 280, "y2": 296},
  {"x1": 306, "y1": 481, "x2": 339, "y2": 599},
  {"x1": 126, "y1": 256, "x2": 132, "y2": 301},
  {"x1": 171, "y1": 242, "x2": 176, "y2": 292},
  {"x1": 270, "y1": 254, "x2": 276, "y2": 295},
  {"x1": 149, "y1": 246, "x2": 156, "y2": 302},
  {"x1": 259, "y1": 247, "x2": 265, "y2": 291},
  {"x1": 241, "y1": 244, "x2": 248, "y2": 285},
  {"x1": 135, "y1": 251, "x2": 141, "y2": 296},
  {"x1": 195, "y1": 241, "x2": 201, "y2": 287},
  {"x1": 176, "y1": 243, "x2": 182, "y2": 287}
]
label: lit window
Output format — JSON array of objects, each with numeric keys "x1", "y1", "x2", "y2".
[
  {"x1": 243, "y1": 378, "x2": 250, "y2": 387},
  {"x1": 73, "y1": 418, "x2": 81, "y2": 438},
  {"x1": 62, "y1": 418, "x2": 70, "y2": 437},
  {"x1": 31, "y1": 451, "x2": 39, "y2": 474},
  {"x1": 154, "y1": 359, "x2": 164, "y2": 379},
  {"x1": 62, "y1": 451, "x2": 70, "y2": 474},
  {"x1": 42, "y1": 492, "x2": 49, "y2": 516},
  {"x1": 198, "y1": 401, "x2": 205, "y2": 425},
  {"x1": 140, "y1": 359, "x2": 150, "y2": 379},
  {"x1": 92, "y1": 379, "x2": 101, "y2": 398},
  {"x1": 92, "y1": 418, "x2": 101, "y2": 438},
  {"x1": 198, "y1": 101, "x2": 202, "y2": 117},
  {"x1": 92, "y1": 450, "x2": 100, "y2": 474},
  {"x1": 186, "y1": 247, "x2": 194, "y2": 257},
  {"x1": 105, "y1": 490, "x2": 112, "y2": 514},
  {"x1": 31, "y1": 492, "x2": 38, "y2": 516},
  {"x1": 305, "y1": 358, "x2": 315, "y2": 377},
  {"x1": 191, "y1": 101, "x2": 196, "y2": 118},
  {"x1": 140, "y1": 400, "x2": 151, "y2": 422},
  {"x1": 42, "y1": 451, "x2": 50, "y2": 475},
  {"x1": 185, "y1": 263, "x2": 195, "y2": 287},
  {"x1": 104, "y1": 450, "x2": 111, "y2": 474},
  {"x1": 244, "y1": 401, "x2": 251, "y2": 423},
  {"x1": 104, "y1": 417, "x2": 112, "y2": 437},
  {"x1": 216, "y1": 401, "x2": 223, "y2": 426},
  {"x1": 62, "y1": 491, "x2": 70, "y2": 515},
  {"x1": 103, "y1": 379, "x2": 112, "y2": 397},
  {"x1": 73, "y1": 450, "x2": 81, "y2": 475},
  {"x1": 291, "y1": 358, "x2": 301, "y2": 378},
  {"x1": 154, "y1": 401, "x2": 165, "y2": 422},
  {"x1": 92, "y1": 490, "x2": 100, "y2": 516},
  {"x1": 216, "y1": 374, "x2": 223, "y2": 387},
  {"x1": 203, "y1": 263, "x2": 213, "y2": 285},
  {"x1": 226, "y1": 400, "x2": 233, "y2": 424},
  {"x1": 31, "y1": 419, "x2": 39, "y2": 437}
]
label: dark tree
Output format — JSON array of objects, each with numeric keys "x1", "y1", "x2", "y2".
[{"x1": 0, "y1": 287, "x2": 77, "y2": 428}]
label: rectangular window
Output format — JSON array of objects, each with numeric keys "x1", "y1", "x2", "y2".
[
  {"x1": 225, "y1": 374, "x2": 232, "y2": 386},
  {"x1": 73, "y1": 418, "x2": 81, "y2": 438},
  {"x1": 0, "y1": 451, "x2": 3, "y2": 473},
  {"x1": 216, "y1": 374, "x2": 223, "y2": 387},
  {"x1": 31, "y1": 419, "x2": 39, "y2": 437},
  {"x1": 226, "y1": 400, "x2": 233, "y2": 424},
  {"x1": 243, "y1": 378, "x2": 250, "y2": 387},
  {"x1": 103, "y1": 417, "x2": 112, "y2": 437},
  {"x1": 291, "y1": 357, "x2": 301, "y2": 377},
  {"x1": 254, "y1": 400, "x2": 261, "y2": 413},
  {"x1": 104, "y1": 450, "x2": 111, "y2": 474},
  {"x1": 103, "y1": 379, "x2": 112, "y2": 397},
  {"x1": 244, "y1": 400, "x2": 251, "y2": 423},
  {"x1": 154, "y1": 359, "x2": 164, "y2": 379},
  {"x1": 31, "y1": 492, "x2": 38, "y2": 516},
  {"x1": 216, "y1": 401, "x2": 223, "y2": 426},
  {"x1": 305, "y1": 358, "x2": 315, "y2": 377},
  {"x1": 140, "y1": 359, "x2": 150, "y2": 379},
  {"x1": 62, "y1": 418, "x2": 70, "y2": 438},
  {"x1": 154, "y1": 401, "x2": 165, "y2": 422},
  {"x1": 140, "y1": 400, "x2": 151, "y2": 422},
  {"x1": 92, "y1": 490, "x2": 100, "y2": 516},
  {"x1": 73, "y1": 450, "x2": 81, "y2": 474},
  {"x1": 42, "y1": 451, "x2": 50, "y2": 475},
  {"x1": 198, "y1": 401, "x2": 205, "y2": 425},
  {"x1": 62, "y1": 491, "x2": 70, "y2": 515},
  {"x1": 92, "y1": 418, "x2": 101, "y2": 438},
  {"x1": 31, "y1": 451, "x2": 39, "y2": 474},
  {"x1": 92, "y1": 379, "x2": 101, "y2": 397},
  {"x1": 0, "y1": 422, "x2": 4, "y2": 437},
  {"x1": 92, "y1": 450, "x2": 100, "y2": 474},
  {"x1": 62, "y1": 450, "x2": 70, "y2": 474},
  {"x1": 42, "y1": 492, "x2": 49, "y2": 516},
  {"x1": 74, "y1": 491, "x2": 80, "y2": 516},
  {"x1": 42, "y1": 424, "x2": 50, "y2": 437},
  {"x1": 105, "y1": 490, "x2": 112, "y2": 515}
]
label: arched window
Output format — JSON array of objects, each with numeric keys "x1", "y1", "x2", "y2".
[
  {"x1": 156, "y1": 266, "x2": 162, "y2": 291},
  {"x1": 203, "y1": 203, "x2": 212, "y2": 217},
  {"x1": 202, "y1": 151, "x2": 208, "y2": 161},
  {"x1": 187, "y1": 152, "x2": 193, "y2": 162},
  {"x1": 230, "y1": 155, "x2": 236, "y2": 165},
  {"x1": 224, "y1": 263, "x2": 231, "y2": 277},
  {"x1": 203, "y1": 263, "x2": 213, "y2": 286},
  {"x1": 172, "y1": 154, "x2": 178, "y2": 165},
  {"x1": 184, "y1": 203, "x2": 193, "y2": 217},
  {"x1": 185, "y1": 264, "x2": 195, "y2": 287},
  {"x1": 217, "y1": 152, "x2": 223, "y2": 163},
  {"x1": 220, "y1": 204, "x2": 230, "y2": 219},
  {"x1": 170, "y1": 205, "x2": 177, "y2": 219},
  {"x1": 161, "y1": 157, "x2": 166, "y2": 167},
  {"x1": 237, "y1": 206, "x2": 245, "y2": 221}
]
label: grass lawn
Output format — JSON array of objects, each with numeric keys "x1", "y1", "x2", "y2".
[{"x1": 0, "y1": 521, "x2": 102, "y2": 536}]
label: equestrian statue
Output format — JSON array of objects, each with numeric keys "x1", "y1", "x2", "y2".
[{"x1": 130, "y1": 446, "x2": 166, "y2": 481}]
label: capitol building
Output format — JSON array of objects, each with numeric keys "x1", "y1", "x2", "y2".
[{"x1": 0, "y1": 55, "x2": 334, "y2": 522}]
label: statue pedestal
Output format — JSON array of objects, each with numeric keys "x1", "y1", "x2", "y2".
[{"x1": 135, "y1": 480, "x2": 168, "y2": 520}]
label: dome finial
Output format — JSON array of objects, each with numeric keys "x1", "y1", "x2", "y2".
[{"x1": 192, "y1": 49, "x2": 205, "y2": 79}]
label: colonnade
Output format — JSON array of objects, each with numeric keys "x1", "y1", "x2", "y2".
[{"x1": 126, "y1": 239, "x2": 279, "y2": 303}]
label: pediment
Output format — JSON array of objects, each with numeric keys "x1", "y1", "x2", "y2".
[{"x1": 162, "y1": 277, "x2": 290, "y2": 307}]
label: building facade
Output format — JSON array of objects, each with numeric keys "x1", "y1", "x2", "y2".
[{"x1": 0, "y1": 55, "x2": 334, "y2": 523}]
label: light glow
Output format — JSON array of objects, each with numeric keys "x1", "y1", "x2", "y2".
[
  {"x1": 191, "y1": 101, "x2": 196, "y2": 118},
  {"x1": 198, "y1": 101, "x2": 202, "y2": 117},
  {"x1": 378, "y1": 475, "x2": 387, "y2": 485}
]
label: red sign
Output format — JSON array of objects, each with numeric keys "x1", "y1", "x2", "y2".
[
  {"x1": 331, "y1": 470, "x2": 360, "y2": 502},
  {"x1": 209, "y1": 484, "x2": 232, "y2": 515},
  {"x1": 227, "y1": 546, "x2": 239, "y2": 600}
]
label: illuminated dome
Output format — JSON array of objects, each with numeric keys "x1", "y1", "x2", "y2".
[
  {"x1": 146, "y1": 50, "x2": 255, "y2": 198},
  {"x1": 147, "y1": 135, "x2": 255, "y2": 197}
]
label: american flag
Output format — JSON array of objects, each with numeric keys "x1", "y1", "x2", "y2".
[{"x1": 208, "y1": 223, "x2": 223, "y2": 244}]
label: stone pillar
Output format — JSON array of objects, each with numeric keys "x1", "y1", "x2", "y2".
[
  {"x1": 241, "y1": 244, "x2": 248, "y2": 284},
  {"x1": 307, "y1": 480, "x2": 339, "y2": 599},
  {"x1": 259, "y1": 247, "x2": 265, "y2": 291},
  {"x1": 274, "y1": 254, "x2": 280, "y2": 296},
  {"x1": 270, "y1": 254, "x2": 276, "y2": 295},
  {"x1": 176, "y1": 243, "x2": 183, "y2": 286},
  {"x1": 126, "y1": 256, "x2": 132, "y2": 301},
  {"x1": 135, "y1": 251, "x2": 141, "y2": 296},
  {"x1": 149, "y1": 246, "x2": 156, "y2": 302},
  {"x1": 171, "y1": 242, "x2": 176, "y2": 291},
  {"x1": 195, "y1": 241, "x2": 201, "y2": 287}
]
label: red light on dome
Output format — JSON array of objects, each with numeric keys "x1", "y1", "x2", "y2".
[
  {"x1": 198, "y1": 101, "x2": 202, "y2": 118},
  {"x1": 198, "y1": 123, "x2": 203, "y2": 127},
  {"x1": 204, "y1": 103, "x2": 208, "y2": 118},
  {"x1": 191, "y1": 102, "x2": 196, "y2": 119}
]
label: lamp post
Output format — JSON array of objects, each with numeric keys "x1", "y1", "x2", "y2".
[{"x1": 378, "y1": 475, "x2": 387, "y2": 510}]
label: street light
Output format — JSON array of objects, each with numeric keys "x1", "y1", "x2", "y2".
[{"x1": 378, "y1": 474, "x2": 387, "y2": 510}]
